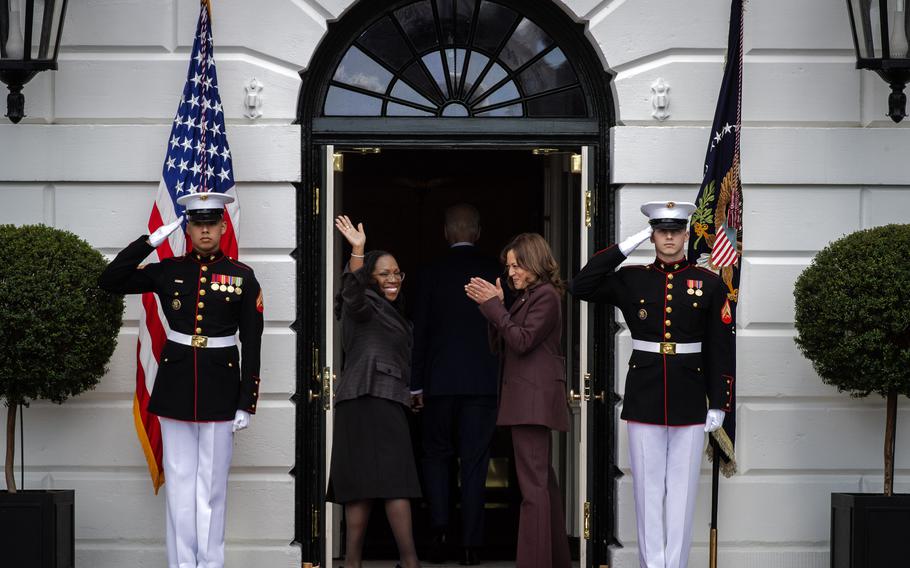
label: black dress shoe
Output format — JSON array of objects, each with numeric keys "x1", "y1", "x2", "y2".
[
  {"x1": 459, "y1": 546, "x2": 480, "y2": 566},
  {"x1": 427, "y1": 530, "x2": 447, "y2": 564}
]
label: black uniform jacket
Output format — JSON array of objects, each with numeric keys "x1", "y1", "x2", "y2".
[
  {"x1": 99, "y1": 236, "x2": 263, "y2": 421},
  {"x1": 334, "y1": 269, "x2": 413, "y2": 408},
  {"x1": 570, "y1": 245, "x2": 734, "y2": 426}
]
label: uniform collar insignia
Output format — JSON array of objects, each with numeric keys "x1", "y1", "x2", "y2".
[
  {"x1": 193, "y1": 249, "x2": 224, "y2": 264},
  {"x1": 653, "y1": 257, "x2": 689, "y2": 272}
]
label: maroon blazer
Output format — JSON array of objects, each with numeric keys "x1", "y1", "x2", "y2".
[{"x1": 479, "y1": 282, "x2": 570, "y2": 432}]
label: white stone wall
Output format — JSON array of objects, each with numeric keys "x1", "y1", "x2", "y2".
[{"x1": 1, "y1": 0, "x2": 909, "y2": 567}]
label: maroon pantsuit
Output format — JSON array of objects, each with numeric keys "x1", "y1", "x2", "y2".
[{"x1": 479, "y1": 283, "x2": 571, "y2": 568}]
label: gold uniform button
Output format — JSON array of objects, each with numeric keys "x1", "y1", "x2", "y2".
[
  {"x1": 667, "y1": 274, "x2": 674, "y2": 280},
  {"x1": 640, "y1": 299, "x2": 645, "y2": 304},
  {"x1": 198, "y1": 302, "x2": 205, "y2": 309},
  {"x1": 199, "y1": 289, "x2": 206, "y2": 296},
  {"x1": 697, "y1": 367, "x2": 702, "y2": 372},
  {"x1": 693, "y1": 302, "x2": 699, "y2": 307},
  {"x1": 667, "y1": 283, "x2": 673, "y2": 289},
  {"x1": 664, "y1": 332, "x2": 672, "y2": 339},
  {"x1": 228, "y1": 362, "x2": 233, "y2": 367},
  {"x1": 201, "y1": 266, "x2": 208, "y2": 272},
  {"x1": 665, "y1": 319, "x2": 672, "y2": 326},
  {"x1": 173, "y1": 291, "x2": 179, "y2": 297},
  {"x1": 667, "y1": 294, "x2": 673, "y2": 301},
  {"x1": 195, "y1": 327, "x2": 202, "y2": 333},
  {"x1": 666, "y1": 307, "x2": 672, "y2": 313},
  {"x1": 196, "y1": 315, "x2": 203, "y2": 321},
  {"x1": 200, "y1": 277, "x2": 207, "y2": 284}
]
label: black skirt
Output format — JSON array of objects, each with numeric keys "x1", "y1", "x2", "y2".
[{"x1": 326, "y1": 395, "x2": 422, "y2": 503}]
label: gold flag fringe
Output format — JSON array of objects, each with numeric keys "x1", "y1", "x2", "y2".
[{"x1": 706, "y1": 428, "x2": 737, "y2": 477}]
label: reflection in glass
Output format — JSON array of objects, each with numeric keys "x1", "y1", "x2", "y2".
[
  {"x1": 518, "y1": 48, "x2": 575, "y2": 96},
  {"x1": 324, "y1": 86, "x2": 384, "y2": 116},
  {"x1": 388, "y1": 102, "x2": 435, "y2": 116},
  {"x1": 476, "y1": 103, "x2": 522, "y2": 117},
  {"x1": 358, "y1": 17, "x2": 413, "y2": 71},
  {"x1": 395, "y1": 1, "x2": 438, "y2": 52},
  {"x1": 446, "y1": 49, "x2": 468, "y2": 87},
  {"x1": 470, "y1": 62, "x2": 507, "y2": 102},
  {"x1": 334, "y1": 46, "x2": 394, "y2": 94},
  {"x1": 500, "y1": 18, "x2": 552, "y2": 70},
  {"x1": 526, "y1": 88, "x2": 586, "y2": 117},
  {"x1": 403, "y1": 63, "x2": 444, "y2": 103},
  {"x1": 475, "y1": 80, "x2": 520, "y2": 109},
  {"x1": 462, "y1": 52, "x2": 490, "y2": 94},
  {"x1": 391, "y1": 79, "x2": 435, "y2": 108},
  {"x1": 474, "y1": 1, "x2": 519, "y2": 54},
  {"x1": 422, "y1": 52, "x2": 449, "y2": 96}
]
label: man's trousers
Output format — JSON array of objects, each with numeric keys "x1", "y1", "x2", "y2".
[
  {"x1": 627, "y1": 422, "x2": 704, "y2": 568},
  {"x1": 160, "y1": 417, "x2": 234, "y2": 568}
]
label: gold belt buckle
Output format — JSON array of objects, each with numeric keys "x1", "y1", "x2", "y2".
[
  {"x1": 191, "y1": 335, "x2": 208, "y2": 348},
  {"x1": 660, "y1": 342, "x2": 676, "y2": 355}
]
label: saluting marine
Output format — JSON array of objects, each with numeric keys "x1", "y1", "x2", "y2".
[
  {"x1": 99, "y1": 191, "x2": 263, "y2": 568},
  {"x1": 570, "y1": 201, "x2": 734, "y2": 568}
]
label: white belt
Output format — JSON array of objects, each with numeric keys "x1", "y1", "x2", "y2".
[
  {"x1": 632, "y1": 339, "x2": 701, "y2": 355},
  {"x1": 167, "y1": 330, "x2": 236, "y2": 349}
]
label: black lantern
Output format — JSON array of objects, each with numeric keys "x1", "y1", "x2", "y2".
[
  {"x1": 847, "y1": 0, "x2": 910, "y2": 122},
  {"x1": 0, "y1": 0, "x2": 69, "y2": 124}
]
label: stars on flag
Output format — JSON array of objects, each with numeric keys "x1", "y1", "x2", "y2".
[{"x1": 709, "y1": 122, "x2": 738, "y2": 151}]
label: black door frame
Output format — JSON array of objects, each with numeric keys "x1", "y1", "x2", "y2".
[{"x1": 293, "y1": 1, "x2": 620, "y2": 564}]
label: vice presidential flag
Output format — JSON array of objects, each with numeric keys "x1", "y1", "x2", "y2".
[
  {"x1": 135, "y1": 0, "x2": 239, "y2": 492},
  {"x1": 687, "y1": 0, "x2": 744, "y2": 477}
]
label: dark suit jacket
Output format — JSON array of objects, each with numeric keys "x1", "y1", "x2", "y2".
[
  {"x1": 479, "y1": 282, "x2": 570, "y2": 432},
  {"x1": 335, "y1": 270, "x2": 414, "y2": 408},
  {"x1": 410, "y1": 245, "x2": 501, "y2": 397}
]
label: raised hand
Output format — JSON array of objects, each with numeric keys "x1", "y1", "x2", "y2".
[{"x1": 335, "y1": 215, "x2": 365, "y2": 249}]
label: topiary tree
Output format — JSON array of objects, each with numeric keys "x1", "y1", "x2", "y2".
[
  {"x1": 794, "y1": 224, "x2": 910, "y2": 496},
  {"x1": 0, "y1": 225, "x2": 123, "y2": 493}
]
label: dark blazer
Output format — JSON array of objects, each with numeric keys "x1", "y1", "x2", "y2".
[
  {"x1": 479, "y1": 282, "x2": 570, "y2": 432},
  {"x1": 411, "y1": 245, "x2": 501, "y2": 396},
  {"x1": 569, "y1": 245, "x2": 735, "y2": 425},
  {"x1": 99, "y1": 236, "x2": 263, "y2": 421},
  {"x1": 335, "y1": 270, "x2": 414, "y2": 408}
]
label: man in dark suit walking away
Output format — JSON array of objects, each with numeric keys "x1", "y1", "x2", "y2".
[{"x1": 411, "y1": 204, "x2": 501, "y2": 566}]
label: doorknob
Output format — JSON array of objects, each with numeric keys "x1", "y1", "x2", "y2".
[
  {"x1": 594, "y1": 390, "x2": 606, "y2": 403},
  {"x1": 308, "y1": 389, "x2": 320, "y2": 402},
  {"x1": 568, "y1": 389, "x2": 582, "y2": 404}
]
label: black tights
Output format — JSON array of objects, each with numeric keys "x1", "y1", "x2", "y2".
[{"x1": 344, "y1": 498, "x2": 420, "y2": 568}]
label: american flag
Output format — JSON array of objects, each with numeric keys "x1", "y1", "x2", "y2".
[{"x1": 135, "y1": 0, "x2": 239, "y2": 493}]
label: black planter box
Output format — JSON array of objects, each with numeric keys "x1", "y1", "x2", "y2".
[
  {"x1": 831, "y1": 492, "x2": 910, "y2": 568},
  {"x1": 0, "y1": 490, "x2": 75, "y2": 568}
]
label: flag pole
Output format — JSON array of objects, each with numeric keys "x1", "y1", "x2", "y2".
[{"x1": 709, "y1": 436, "x2": 720, "y2": 568}]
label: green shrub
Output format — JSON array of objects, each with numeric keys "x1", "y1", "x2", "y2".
[{"x1": 0, "y1": 225, "x2": 124, "y2": 491}]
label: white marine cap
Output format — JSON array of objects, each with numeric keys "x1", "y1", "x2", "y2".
[
  {"x1": 175, "y1": 191, "x2": 234, "y2": 222},
  {"x1": 640, "y1": 200, "x2": 696, "y2": 230}
]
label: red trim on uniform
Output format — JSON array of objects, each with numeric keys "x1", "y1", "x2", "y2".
[
  {"x1": 692, "y1": 265, "x2": 722, "y2": 279},
  {"x1": 722, "y1": 374, "x2": 735, "y2": 410},
  {"x1": 226, "y1": 257, "x2": 253, "y2": 271},
  {"x1": 592, "y1": 243, "x2": 618, "y2": 257},
  {"x1": 192, "y1": 264, "x2": 204, "y2": 420},
  {"x1": 662, "y1": 272, "x2": 670, "y2": 425}
]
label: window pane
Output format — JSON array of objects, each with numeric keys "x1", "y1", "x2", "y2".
[
  {"x1": 469, "y1": 61, "x2": 507, "y2": 102},
  {"x1": 333, "y1": 46, "x2": 393, "y2": 94},
  {"x1": 454, "y1": 0, "x2": 474, "y2": 46},
  {"x1": 500, "y1": 18, "x2": 552, "y2": 70},
  {"x1": 402, "y1": 62, "x2": 444, "y2": 103},
  {"x1": 476, "y1": 103, "x2": 523, "y2": 117},
  {"x1": 387, "y1": 102, "x2": 435, "y2": 116},
  {"x1": 475, "y1": 80, "x2": 520, "y2": 109},
  {"x1": 462, "y1": 52, "x2": 490, "y2": 94},
  {"x1": 324, "y1": 86, "x2": 384, "y2": 116},
  {"x1": 518, "y1": 48, "x2": 576, "y2": 96},
  {"x1": 441, "y1": 102, "x2": 470, "y2": 116},
  {"x1": 436, "y1": 0, "x2": 455, "y2": 46},
  {"x1": 474, "y1": 1, "x2": 519, "y2": 54},
  {"x1": 422, "y1": 51, "x2": 450, "y2": 96},
  {"x1": 525, "y1": 87, "x2": 586, "y2": 117},
  {"x1": 446, "y1": 48, "x2": 468, "y2": 87},
  {"x1": 391, "y1": 79, "x2": 436, "y2": 108},
  {"x1": 358, "y1": 17, "x2": 413, "y2": 71},
  {"x1": 395, "y1": 1, "x2": 438, "y2": 53}
]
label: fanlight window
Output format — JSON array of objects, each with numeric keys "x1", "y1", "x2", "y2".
[{"x1": 323, "y1": 0, "x2": 587, "y2": 118}]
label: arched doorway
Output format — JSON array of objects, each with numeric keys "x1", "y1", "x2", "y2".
[{"x1": 294, "y1": 1, "x2": 619, "y2": 565}]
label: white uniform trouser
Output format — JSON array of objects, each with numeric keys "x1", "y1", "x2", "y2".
[
  {"x1": 627, "y1": 422, "x2": 704, "y2": 568},
  {"x1": 160, "y1": 418, "x2": 234, "y2": 568}
]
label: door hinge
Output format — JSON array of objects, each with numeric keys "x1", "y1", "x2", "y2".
[
  {"x1": 333, "y1": 152, "x2": 344, "y2": 172},
  {"x1": 312, "y1": 505, "x2": 320, "y2": 538},
  {"x1": 322, "y1": 366, "x2": 333, "y2": 411},
  {"x1": 583, "y1": 372, "x2": 592, "y2": 402},
  {"x1": 571, "y1": 153, "x2": 583, "y2": 174},
  {"x1": 585, "y1": 190, "x2": 594, "y2": 228},
  {"x1": 313, "y1": 186, "x2": 320, "y2": 217},
  {"x1": 584, "y1": 500, "x2": 591, "y2": 540}
]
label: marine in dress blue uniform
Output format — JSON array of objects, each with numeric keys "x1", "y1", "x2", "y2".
[
  {"x1": 570, "y1": 201, "x2": 734, "y2": 568},
  {"x1": 99, "y1": 192, "x2": 263, "y2": 568}
]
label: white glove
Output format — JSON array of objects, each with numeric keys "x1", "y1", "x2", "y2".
[
  {"x1": 619, "y1": 225, "x2": 654, "y2": 256},
  {"x1": 148, "y1": 216, "x2": 184, "y2": 248},
  {"x1": 232, "y1": 410, "x2": 251, "y2": 433},
  {"x1": 704, "y1": 409, "x2": 725, "y2": 433}
]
